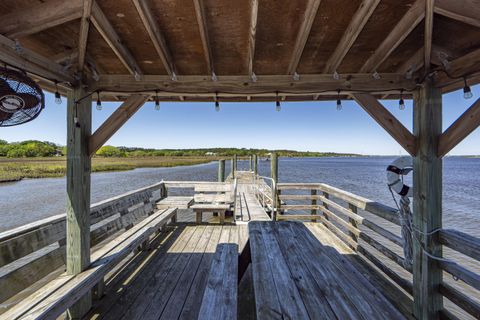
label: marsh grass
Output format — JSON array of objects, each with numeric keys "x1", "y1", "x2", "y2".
[{"x1": 0, "y1": 156, "x2": 214, "y2": 182}]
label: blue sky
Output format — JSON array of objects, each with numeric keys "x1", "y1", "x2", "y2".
[{"x1": 0, "y1": 85, "x2": 478, "y2": 155}]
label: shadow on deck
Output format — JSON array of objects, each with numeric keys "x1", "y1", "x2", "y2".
[{"x1": 84, "y1": 222, "x2": 409, "y2": 320}]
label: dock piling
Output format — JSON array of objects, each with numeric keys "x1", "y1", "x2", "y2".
[
  {"x1": 253, "y1": 154, "x2": 258, "y2": 176},
  {"x1": 218, "y1": 159, "x2": 225, "y2": 182}
]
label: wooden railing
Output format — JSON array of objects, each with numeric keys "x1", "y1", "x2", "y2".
[
  {"x1": 0, "y1": 181, "x2": 167, "y2": 310},
  {"x1": 276, "y1": 182, "x2": 480, "y2": 319}
]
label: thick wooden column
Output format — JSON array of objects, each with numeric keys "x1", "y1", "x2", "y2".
[
  {"x1": 249, "y1": 155, "x2": 253, "y2": 171},
  {"x1": 270, "y1": 153, "x2": 278, "y2": 184},
  {"x1": 66, "y1": 87, "x2": 92, "y2": 319},
  {"x1": 413, "y1": 80, "x2": 443, "y2": 319},
  {"x1": 218, "y1": 159, "x2": 225, "y2": 182},
  {"x1": 253, "y1": 154, "x2": 258, "y2": 175}
]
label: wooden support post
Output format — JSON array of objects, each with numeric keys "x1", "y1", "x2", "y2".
[
  {"x1": 311, "y1": 189, "x2": 317, "y2": 222},
  {"x1": 271, "y1": 153, "x2": 278, "y2": 219},
  {"x1": 233, "y1": 154, "x2": 237, "y2": 176},
  {"x1": 348, "y1": 204, "x2": 359, "y2": 242},
  {"x1": 413, "y1": 80, "x2": 443, "y2": 319},
  {"x1": 253, "y1": 154, "x2": 258, "y2": 176},
  {"x1": 249, "y1": 155, "x2": 253, "y2": 171},
  {"x1": 218, "y1": 159, "x2": 225, "y2": 182},
  {"x1": 66, "y1": 87, "x2": 92, "y2": 319}
]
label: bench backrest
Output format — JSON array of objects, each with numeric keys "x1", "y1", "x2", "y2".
[
  {"x1": 0, "y1": 182, "x2": 166, "y2": 307},
  {"x1": 193, "y1": 183, "x2": 234, "y2": 204}
]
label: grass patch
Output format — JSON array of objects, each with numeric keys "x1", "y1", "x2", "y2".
[{"x1": 0, "y1": 157, "x2": 214, "y2": 182}]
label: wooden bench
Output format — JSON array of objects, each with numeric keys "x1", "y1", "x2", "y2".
[
  {"x1": 190, "y1": 182, "x2": 237, "y2": 224},
  {"x1": 2, "y1": 208, "x2": 177, "y2": 320},
  {"x1": 198, "y1": 243, "x2": 238, "y2": 320}
]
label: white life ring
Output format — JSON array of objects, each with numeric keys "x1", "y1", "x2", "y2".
[{"x1": 386, "y1": 156, "x2": 413, "y2": 197}]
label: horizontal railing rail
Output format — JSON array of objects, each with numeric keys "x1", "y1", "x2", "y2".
[
  {"x1": 0, "y1": 181, "x2": 167, "y2": 308},
  {"x1": 276, "y1": 182, "x2": 413, "y2": 316}
]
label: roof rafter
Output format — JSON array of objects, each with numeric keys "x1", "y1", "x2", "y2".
[
  {"x1": 132, "y1": 0, "x2": 175, "y2": 77},
  {"x1": 78, "y1": 0, "x2": 94, "y2": 72},
  {"x1": 193, "y1": 0, "x2": 214, "y2": 75},
  {"x1": 324, "y1": 0, "x2": 381, "y2": 73},
  {"x1": 424, "y1": 0, "x2": 434, "y2": 73},
  {"x1": 434, "y1": 0, "x2": 480, "y2": 29},
  {"x1": 247, "y1": 0, "x2": 259, "y2": 77},
  {"x1": 360, "y1": 0, "x2": 425, "y2": 73},
  {"x1": 91, "y1": 1, "x2": 142, "y2": 78},
  {"x1": 0, "y1": 34, "x2": 74, "y2": 83},
  {"x1": 0, "y1": 0, "x2": 83, "y2": 38},
  {"x1": 287, "y1": 0, "x2": 322, "y2": 75}
]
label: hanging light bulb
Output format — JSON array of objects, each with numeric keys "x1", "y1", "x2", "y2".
[
  {"x1": 275, "y1": 91, "x2": 281, "y2": 112},
  {"x1": 154, "y1": 91, "x2": 160, "y2": 110},
  {"x1": 54, "y1": 81, "x2": 62, "y2": 105},
  {"x1": 463, "y1": 78, "x2": 473, "y2": 99},
  {"x1": 215, "y1": 92, "x2": 220, "y2": 112},
  {"x1": 336, "y1": 90, "x2": 342, "y2": 111},
  {"x1": 333, "y1": 70, "x2": 340, "y2": 80},
  {"x1": 399, "y1": 89, "x2": 405, "y2": 110},
  {"x1": 96, "y1": 91, "x2": 102, "y2": 111}
]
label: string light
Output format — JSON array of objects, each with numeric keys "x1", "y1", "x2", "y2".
[
  {"x1": 154, "y1": 91, "x2": 160, "y2": 110},
  {"x1": 211, "y1": 72, "x2": 218, "y2": 82},
  {"x1": 399, "y1": 89, "x2": 405, "y2": 110},
  {"x1": 336, "y1": 90, "x2": 342, "y2": 111},
  {"x1": 333, "y1": 70, "x2": 340, "y2": 80},
  {"x1": 215, "y1": 92, "x2": 220, "y2": 112},
  {"x1": 54, "y1": 81, "x2": 62, "y2": 105},
  {"x1": 275, "y1": 91, "x2": 281, "y2": 112},
  {"x1": 463, "y1": 77, "x2": 473, "y2": 99},
  {"x1": 96, "y1": 91, "x2": 102, "y2": 111}
]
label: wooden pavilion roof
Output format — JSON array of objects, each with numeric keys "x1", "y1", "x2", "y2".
[{"x1": 0, "y1": 0, "x2": 479, "y2": 102}]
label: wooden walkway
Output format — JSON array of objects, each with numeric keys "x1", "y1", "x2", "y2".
[
  {"x1": 249, "y1": 221, "x2": 406, "y2": 320},
  {"x1": 85, "y1": 224, "x2": 247, "y2": 320}
]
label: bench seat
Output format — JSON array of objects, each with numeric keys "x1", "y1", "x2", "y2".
[
  {"x1": 192, "y1": 182, "x2": 237, "y2": 224},
  {"x1": 198, "y1": 243, "x2": 238, "y2": 320},
  {"x1": 3, "y1": 208, "x2": 177, "y2": 320}
]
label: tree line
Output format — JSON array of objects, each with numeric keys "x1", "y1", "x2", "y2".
[{"x1": 0, "y1": 140, "x2": 359, "y2": 158}]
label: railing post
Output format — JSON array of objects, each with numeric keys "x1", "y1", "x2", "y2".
[
  {"x1": 322, "y1": 191, "x2": 330, "y2": 221},
  {"x1": 253, "y1": 154, "x2": 258, "y2": 176},
  {"x1": 66, "y1": 86, "x2": 92, "y2": 318},
  {"x1": 413, "y1": 80, "x2": 443, "y2": 319},
  {"x1": 218, "y1": 159, "x2": 225, "y2": 182},
  {"x1": 271, "y1": 153, "x2": 278, "y2": 219},
  {"x1": 311, "y1": 189, "x2": 317, "y2": 222},
  {"x1": 233, "y1": 154, "x2": 237, "y2": 177},
  {"x1": 348, "y1": 204, "x2": 359, "y2": 242}
]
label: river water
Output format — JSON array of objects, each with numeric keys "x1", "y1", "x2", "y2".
[{"x1": 2, "y1": 156, "x2": 478, "y2": 234}]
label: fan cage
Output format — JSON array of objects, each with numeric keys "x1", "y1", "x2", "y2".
[{"x1": 0, "y1": 67, "x2": 45, "y2": 127}]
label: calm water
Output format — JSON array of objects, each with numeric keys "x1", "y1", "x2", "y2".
[{"x1": 0, "y1": 157, "x2": 479, "y2": 235}]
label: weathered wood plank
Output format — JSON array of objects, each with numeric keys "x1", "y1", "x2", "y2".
[
  {"x1": 439, "y1": 229, "x2": 480, "y2": 262},
  {"x1": 439, "y1": 282, "x2": 480, "y2": 319}
]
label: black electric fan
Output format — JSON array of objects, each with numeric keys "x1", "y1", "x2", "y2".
[{"x1": 0, "y1": 67, "x2": 44, "y2": 127}]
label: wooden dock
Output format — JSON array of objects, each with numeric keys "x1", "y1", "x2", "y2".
[{"x1": 1, "y1": 170, "x2": 479, "y2": 319}]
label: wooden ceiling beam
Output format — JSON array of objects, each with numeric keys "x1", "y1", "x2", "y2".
[
  {"x1": 91, "y1": 1, "x2": 142, "y2": 78},
  {"x1": 442, "y1": 48, "x2": 480, "y2": 78},
  {"x1": 193, "y1": 0, "x2": 214, "y2": 75},
  {"x1": 133, "y1": 0, "x2": 175, "y2": 77},
  {"x1": 352, "y1": 93, "x2": 417, "y2": 155},
  {"x1": 0, "y1": 0, "x2": 83, "y2": 38},
  {"x1": 89, "y1": 94, "x2": 149, "y2": 155},
  {"x1": 434, "y1": 0, "x2": 480, "y2": 29},
  {"x1": 360, "y1": 0, "x2": 425, "y2": 73},
  {"x1": 247, "y1": 0, "x2": 259, "y2": 77},
  {"x1": 78, "y1": 0, "x2": 94, "y2": 72},
  {"x1": 424, "y1": 0, "x2": 434, "y2": 73},
  {"x1": 324, "y1": 0, "x2": 381, "y2": 73},
  {"x1": 287, "y1": 0, "x2": 322, "y2": 75},
  {"x1": 438, "y1": 98, "x2": 480, "y2": 157},
  {"x1": 0, "y1": 34, "x2": 74, "y2": 83},
  {"x1": 88, "y1": 73, "x2": 416, "y2": 95}
]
